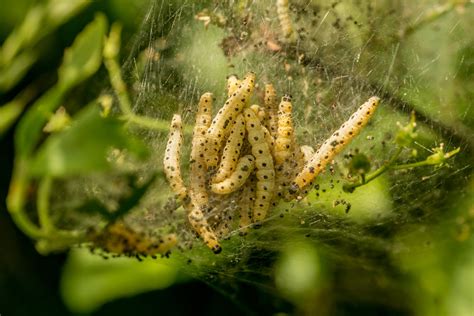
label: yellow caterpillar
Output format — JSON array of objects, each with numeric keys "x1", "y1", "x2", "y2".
[
  {"x1": 190, "y1": 93, "x2": 213, "y2": 206},
  {"x1": 274, "y1": 95, "x2": 294, "y2": 165},
  {"x1": 290, "y1": 97, "x2": 381, "y2": 193},
  {"x1": 188, "y1": 204, "x2": 222, "y2": 253},
  {"x1": 276, "y1": 0, "x2": 296, "y2": 43},
  {"x1": 212, "y1": 114, "x2": 246, "y2": 183},
  {"x1": 163, "y1": 114, "x2": 188, "y2": 202},
  {"x1": 164, "y1": 111, "x2": 221, "y2": 254},
  {"x1": 250, "y1": 104, "x2": 274, "y2": 154},
  {"x1": 226, "y1": 74, "x2": 241, "y2": 97},
  {"x1": 264, "y1": 83, "x2": 279, "y2": 138},
  {"x1": 206, "y1": 72, "x2": 256, "y2": 168},
  {"x1": 211, "y1": 155, "x2": 255, "y2": 194},
  {"x1": 250, "y1": 104, "x2": 267, "y2": 123},
  {"x1": 262, "y1": 125, "x2": 275, "y2": 157},
  {"x1": 90, "y1": 222, "x2": 177, "y2": 256},
  {"x1": 243, "y1": 108, "x2": 275, "y2": 222},
  {"x1": 238, "y1": 176, "x2": 256, "y2": 235}
]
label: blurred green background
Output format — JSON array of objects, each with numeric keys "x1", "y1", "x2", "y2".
[
  {"x1": 0, "y1": 1, "x2": 248, "y2": 315},
  {"x1": 1, "y1": 1, "x2": 473, "y2": 315}
]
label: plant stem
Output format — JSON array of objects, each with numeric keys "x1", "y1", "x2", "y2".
[
  {"x1": 390, "y1": 161, "x2": 433, "y2": 170},
  {"x1": 103, "y1": 56, "x2": 132, "y2": 115},
  {"x1": 7, "y1": 161, "x2": 44, "y2": 238},
  {"x1": 343, "y1": 147, "x2": 403, "y2": 193},
  {"x1": 104, "y1": 30, "x2": 195, "y2": 135},
  {"x1": 37, "y1": 176, "x2": 54, "y2": 233},
  {"x1": 123, "y1": 114, "x2": 193, "y2": 134}
]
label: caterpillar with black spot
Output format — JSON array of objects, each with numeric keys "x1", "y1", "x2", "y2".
[
  {"x1": 274, "y1": 95, "x2": 294, "y2": 165},
  {"x1": 190, "y1": 93, "x2": 213, "y2": 207},
  {"x1": 211, "y1": 155, "x2": 255, "y2": 194},
  {"x1": 212, "y1": 114, "x2": 246, "y2": 183},
  {"x1": 226, "y1": 74, "x2": 241, "y2": 97},
  {"x1": 238, "y1": 175, "x2": 256, "y2": 235},
  {"x1": 250, "y1": 104, "x2": 267, "y2": 123},
  {"x1": 244, "y1": 108, "x2": 275, "y2": 222},
  {"x1": 250, "y1": 104, "x2": 275, "y2": 155},
  {"x1": 206, "y1": 72, "x2": 256, "y2": 168},
  {"x1": 163, "y1": 114, "x2": 188, "y2": 202},
  {"x1": 290, "y1": 96, "x2": 380, "y2": 193},
  {"x1": 90, "y1": 222, "x2": 178, "y2": 257},
  {"x1": 264, "y1": 83, "x2": 278, "y2": 138},
  {"x1": 187, "y1": 205, "x2": 222, "y2": 253},
  {"x1": 276, "y1": 0, "x2": 296, "y2": 43}
]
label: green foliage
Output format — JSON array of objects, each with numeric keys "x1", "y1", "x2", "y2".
[
  {"x1": 15, "y1": 14, "x2": 107, "y2": 157},
  {"x1": 1, "y1": 1, "x2": 473, "y2": 315},
  {"x1": 29, "y1": 104, "x2": 148, "y2": 177},
  {"x1": 61, "y1": 248, "x2": 181, "y2": 313},
  {"x1": 0, "y1": 0, "x2": 90, "y2": 91}
]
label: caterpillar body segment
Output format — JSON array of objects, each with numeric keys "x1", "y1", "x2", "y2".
[
  {"x1": 211, "y1": 155, "x2": 255, "y2": 194},
  {"x1": 190, "y1": 93, "x2": 213, "y2": 207},
  {"x1": 243, "y1": 108, "x2": 275, "y2": 222},
  {"x1": 264, "y1": 83, "x2": 278, "y2": 138},
  {"x1": 276, "y1": 0, "x2": 296, "y2": 43},
  {"x1": 277, "y1": 144, "x2": 305, "y2": 200},
  {"x1": 238, "y1": 177, "x2": 255, "y2": 235},
  {"x1": 188, "y1": 204, "x2": 222, "y2": 254},
  {"x1": 226, "y1": 74, "x2": 241, "y2": 97},
  {"x1": 262, "y1": 125, "x2": 275, "y2": 157},
  {"x1": 212, "y1": 114, "x2": 246, "y2": 183},
  {"x1": 290, "y1": 96, "x2": 381, "y2": 193},
  {"x1": 274, "y1": 95, "x2": 294, "y2": 165},
  {"x1": 300, "y1": 145, "x2": 314, "y2": 163},
  {"x1": 91, "y1": 222, "x2": 177, "y2": 256},
  {"x1": 250, "y1": 104, "x2": 267, "y2": 123},
  {"x1": 163, "y1": 114, "x2": 188, "y2": 202},
  {"x1": 206, "y1": 72, "x2": 256, "y2": 168}
]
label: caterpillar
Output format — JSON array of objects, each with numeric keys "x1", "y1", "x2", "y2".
[
  {"x1": 276, "y1": 0, "x2": 296, "y2": 43},
  {"x1": 262, "y1": 125, "x2": 275, "y2": 157},
  {"x1": 244, "y1": 108, "x2": 275, "y2": 222},
  {"x1": 90, "y1": 222, "x2": 178, "y2": 257},
  {"x1": 190, "y1": 93, "x2": 213, "y2": 207},
  {"x1": 274, "y1": 95, "x2": 294, "y2": 165},
  {"x1": 188, "y1": 205, "x2": 222, "y2": 253},
  {"x1": 206, "y1": 72, "x2": 256, "y2": 168},
  {"x1": 238, "y1": 176, "x2": 256, "y2": 235},
  {"x1": 226, "y1": 74, "x2": 241, "y2": 97},
  {"x1": 211, "y1": 155, "x2": 255, "y2": 194},
  {"x1": 264, "y1": 83, "x2": 279, "y2": 138},
  {"x1": 290, "y1": 96, "x2": 381, "y2": 193},
  {"x1": 163, "y1": 114, "x2": 188, "y2": 202},
  {"x1": 250, "y1": 104, "x2": 267, "y2": 123},
  {"x1": 212, "y1": 114, "x2": 246, "y2": 183}
]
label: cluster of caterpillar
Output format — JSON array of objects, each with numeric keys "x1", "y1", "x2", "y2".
[
  {"x1": 88, "y1": 222, "x2": 178, "y2": 259},
  {"x1": 163, "y1": 72, "x2": 380, "y2": 253}
]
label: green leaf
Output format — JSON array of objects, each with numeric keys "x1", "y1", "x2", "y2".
[
  {"x1": 45, "y1": 0, "x2": 90, "y2": 29},
  {"x1": 0, "y1": 87, "x2": 37, "y2": 136},
  {"x1": 15, "y1": 85, "x2": 65, "y2": 157},
  {"x1": 14, "y1": 14, "x2": 108, "y2": 157},
  {"x1": 0, "y1": 1, "x2": 90, "y2": 91},
  {"x1": 58, "y1": 13, "x2": 107, "y2": 90},
  {"x1": 29, "y1": 104, "x2": 148, "y2": 177},
  {"x1": 61, "y1": 248, "x2": 179, "y2": 313},
  {"x1": 0, "y1": 51, "x2": 38, "y2": 92}
]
